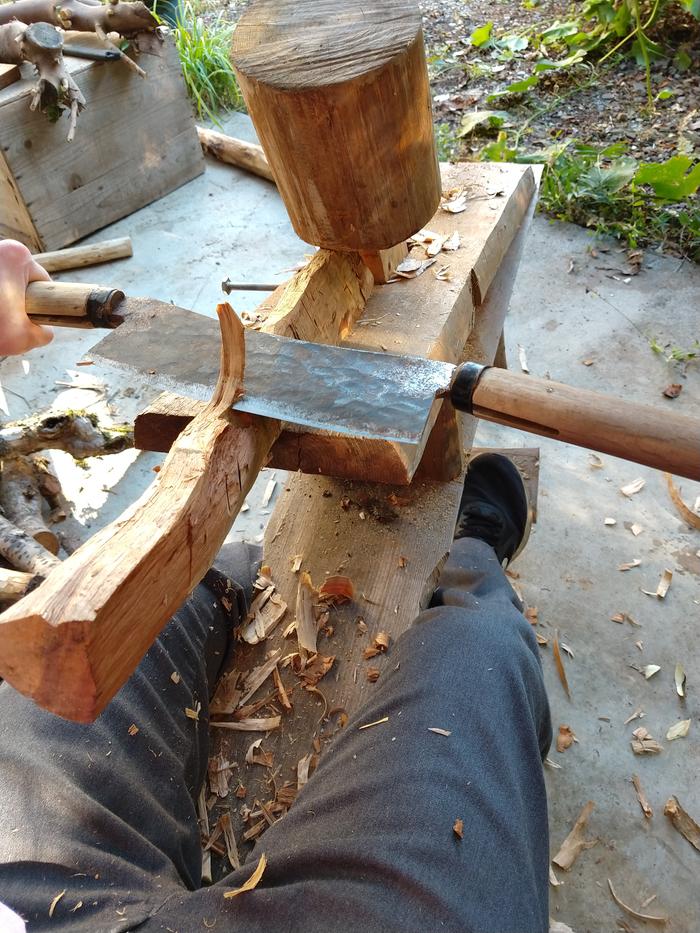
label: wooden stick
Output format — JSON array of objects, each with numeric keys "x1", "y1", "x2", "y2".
[
  {"x1": 0, "y1": 513, "x2": 60, "y2": 575},
  {"x1": 196, "y1": 126, "x2": 275, "y2": 183},
  {"x1": 26, "y1": 281, "x2": 125, "y2": 326},
  {"x1": 0, "y1": 567, "x2": 34, "y2": 604},
  {"x1": 0, "y1": 456, "x2": 59, "y2": 554},
  {"x1": 33, "y1": 237, "x2": 133, "y2": 273}
]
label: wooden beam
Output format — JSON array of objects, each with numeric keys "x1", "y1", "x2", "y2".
[{"x1": 231, "y1": 0, "x2": 440, "y2": 251}]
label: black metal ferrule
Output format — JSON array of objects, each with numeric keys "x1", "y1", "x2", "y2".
[
  {"x1": 86, "y1": 288, "x2": 126, "y2": 328},
  {"x1": 449, "y1": 362, "x2": 490, "y2": 414}
]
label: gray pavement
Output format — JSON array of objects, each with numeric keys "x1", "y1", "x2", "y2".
[{"x1": 1, "y1": 112, "x2": 698, "y2": 932}]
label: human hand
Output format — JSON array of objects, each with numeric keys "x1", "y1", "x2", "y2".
[{"x1": 0, "y1": 239, "x2": 53, "y2": 356}]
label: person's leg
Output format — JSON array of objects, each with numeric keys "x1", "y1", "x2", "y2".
[
  {"x1": 144, "y1": 457, "x2": 552, "y2": 933},
  {"x1": 0, "y1": 542, "x2": 261, "y2": 932}
]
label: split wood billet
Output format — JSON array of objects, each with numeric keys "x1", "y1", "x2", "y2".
[
  {"x1": 133, "y1": 163, "x2": 537, "y2": 484},
  {"x1": 33, "y1": 237, "x2": 133, "y2": 273},
  {"x1": 196, "y1": 126, "x2": 274, "y2": 183},
  {"x1": 231, "y1": 0, "x2": 441, "y2": 251}
]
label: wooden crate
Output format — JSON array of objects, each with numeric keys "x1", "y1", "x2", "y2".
[{"x1": 0, "y1": 35, "x2": 204, "y2": 251}]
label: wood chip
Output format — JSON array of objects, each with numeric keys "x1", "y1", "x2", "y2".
[
  {"x1": 441, "y1": 189, "x2": 468, "y2": 213},
  {"x1": 607, "y1": 878, "x2": 667, "y2": 925},
  {"x1": 553, "y1": 630, "x2": 571, "y2": 700},
  {"x1": 297, "y1": 753, "x2": 314, "y2": 788},
  {"x1": 620, "y1": 478, "x2": 645, "y2": 497},
  {"x1": 296, "y1": 654, "x2": 335, "y2": 687},
  {"x1": 631, "y1": 726, "x2": 663, "y2": 755},
  {"x1": 261, "y1": 478, "x2": 276, "y2": 508},
  {"x1": 666, "y1": 719, "x2": 691, "y2": 741},
  {"x1": 295, "y1": 572, "x2": 318, "y2": 654},
  {"x1": 241, "y1": 592, "x2": 287, "y2": 645},
  {"x1": 49, "y1": 890, "x2": 66, "y2": 917},
  {"x1": 631, "y1": 774, "x2": 653, "y2": 819},
  {"x1": 552, "y1": 801, "x2": 597, "y2": 870},
  {"x1": 128, "y1": 723, "x2": 139, "y2": 736},
  {"x1": 359, "y1": 715, "x2": 389, "y2": 730},
  {"x1": 674, "y1": 662, "x2": 686, "y2": 697},
  {"x1": 604, "y1": 517, "x2": 617, "y2": 526},
  {"x1": 211, "y1": 716, "x2": 281, "y2": 732},
  {"x1": 453, "y1": 818, "x2": 464, "y2": 839},
  {"x1": 238, "y1": 650, "x2": 283, "y2": 708},
  {"x1": 556, "y1": 725, "x2": 577, "y2": 752},
  {"x1": 618, "y1": 559, "x2": 641, "y2": 571},
  {"x1": 223, "y1": 853, "x2": 267, "y2": 899},
  {"x1": 644, "y1": 664, "x2": 661, "y2": 679},
  {"x1": 624, "y1": 707, "x2": 644, "y2": 725},
  {"x1": 664, "y1": 795, "x2": 700, "y2": 852},
  {"x1": 517, "y1": 344, "x2": 529, "y2": 373},
  {"x1": 366, "y1": 667, "x2": 380, "y2": 682},
  {"x1": 548, "y1": 866, "x2": 562, "y2": 887},
  {"x1": 665, "y1": 473, "x2": 700, "y2": 529},
  {"x1": 208, "y1": 751, "x2": 234, "y2": 797},
  {"x1": 662, "y1": 383, "x2": 682, "y2": 398},
  {"x1": 642, "y1": 569, "x2": 672, "y2": 599},
  {"x1": 442, "y1": 230, "x2": 461, "y2": 250},
  {"x1": 428, "y1": 727, "x2": 452, "y2": 736},
  {"x1": 273, "y1": 666, "x2": 292, "y2": 712},
  {"x1": 630, "y1": 523, "x2": 644, "y2": 536},
  {"x1": 185, "y1": 702, "x2": 201, "y2": 721},
  {"x1": 291, "y1": 554, "x2": 303, "y2": 573},
  {"x1": 170, "y1": 671, "x2": 181, "y2": 684},
  {"x1": 210, "y1": 670, "x2": 242, "y2": 716}
]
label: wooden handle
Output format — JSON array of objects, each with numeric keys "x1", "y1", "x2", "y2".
[
  {"x1": 32, "y1": 237, "x2": 133, "y2": 273},
  {"x1": 0, "y1": 306, "x2": 280, "y2": 722},
  {"x1": 466, "y1": 367, "x2": 700, "y2": 481},
  {"x1": 26, "y1": 281, "x2": 125, "y2": 327}
]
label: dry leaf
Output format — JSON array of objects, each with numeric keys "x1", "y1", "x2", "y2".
[
  {"x1": 319, "y1": 575, "x2": 354, "y2": 603},
  {"x1": 630, "y1": 523, "x2": 643, "y2": 536},
  {"x1": 631, "y1": 774, "x2": 653, "y2": 819},
  {"x1": 49, "y1": 890, "x2": 66, "y2": 917},
  {"x1": 620, "y1": 478, "x2": 645, "y2": 497},
  {"x1": 644, "y1": 664, "x2": 661, "y2": 679},
  {"x1": 618, "y1": 559, "x2": 641, "y2": 571},
  {"x1": 662, "y1": 383, "x2": 682, "y2": 398},
  {"x1": 128, "y1": 723, "x2": 139, "y2": 736},
  {"x1": 556, "y1": 725, "x2": 577, "y2": 752},
  {"x1": 604, "y1": 517, "x2": 617, "y2": 526},
  {"x1": 223, "y1": 853, "x2": 267, "y2": 899},
  {"x1": 517, "y1": 344, "x2": 529, "y2": 373},
  {"x1": 428, "y1": 727, "x2": 452, "y2": 737},
  {"x1": 666, "y1": 719, "x2": 691, "y2": 741},
  {"x1": 295, "y1": 572, "x2": 318, "y2": 654},
  {"x1": 453, "y1": 818, "x2": 464, "y2": 839},
  {"x1": 553, "y1": 630, "x2": 571, "y2": 700},
  {"x1": 359, "y1": 715, "x2": 389, "y2": 730},
  {"x1": 624, "y1": 707, "x2": 644, "y2": 725},
  {"x1": 631, "y1": 726, "x2": 663, "y2": 755},
  {"x1": 211, "y1": 716, "x2": 281, "y2": 732},
  {"x1": 642, "y1": 569, "x2": 672, "y2": 599},
  {"x1": 674, "y1": 663, "x2": 686, "y2": 697},
  {"x1": 552, "y1": 801, "x2": 597, "y2": 870},
  {"x1": 366, "y1": 667, "x2": 380, "y2": 683},
  {"x1": 665, "y1": 473, "x2": 700, "y2": 529},
  {"x1": 664, "y1": 795, "x2": 700, "y2": 852},
  {"x1": 608, "y1": 879, "x2": 667, "y2": 925}
]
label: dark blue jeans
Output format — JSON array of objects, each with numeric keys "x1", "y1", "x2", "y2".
[{"x1": 0, "y1": 538, "x2": 551, "y2": 933}]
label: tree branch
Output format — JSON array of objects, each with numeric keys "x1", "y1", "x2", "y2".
[
  {"x1": 0, "y1": 411, "x2": 133, "y2": 459},
  {"x1": 0, "y1": 456, "x2": 59, "y2": 554},
  {"x1": 0, "y1": 0, "x2": 157, "y2": 35}
]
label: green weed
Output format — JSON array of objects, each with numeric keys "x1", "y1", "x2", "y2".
[{"x1": 171, "y1": 1, "x2": 245, "y2": 122}]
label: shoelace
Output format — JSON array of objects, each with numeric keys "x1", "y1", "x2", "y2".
[{"x1": 455, "y1": 503, "x2": 505, "y2": 544}]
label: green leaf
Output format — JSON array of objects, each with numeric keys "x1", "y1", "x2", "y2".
[
  {"x1": 582, "y1": 157, "x2": 638, "y2": 195},
  {"x1": 635, "y1": 156, "x2": 700, "y2": 201},
  {"x1": 533, "y1": 50, "x2": 586, "y2": 72},
  {"x1": 457, "y1": 110, "x2": 510, "y2": 137},
  {"x1": 679, "y1": 0, "x2": 700, "y2": 18},
  {"x1": 656, "y1": 89, "x2": 674, "y2": 101},
  {"x1": 469, "y1": 22, "x2": 493, "y2": 47},
  {"x1": 488, "y1": 75, "x2": 539, "y2": 101},
  {"x1": 540, "y1": 21, "x2": 580, "y2": 42},
  {"x1": 498, "y1": 34, "x2": 529, "y2": 52},
  {"x1": 674, "y1": 48, "x2": 692, "y2": 72},
  {"x1": 479, "y1": 131, "x2": 517, "y2": 163}
]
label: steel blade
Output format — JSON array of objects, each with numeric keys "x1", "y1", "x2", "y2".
[{"x1": 89, "y1": 300, "x2": 455, "y2": 443}]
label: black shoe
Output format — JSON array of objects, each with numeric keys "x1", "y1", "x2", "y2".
[{"x1": 454, "y1": 453, "x2": 532, "y2": 566}]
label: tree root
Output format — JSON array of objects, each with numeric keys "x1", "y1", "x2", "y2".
[
  {"x1": 0, "y1": 410, "x2": 133, "y2": 459},
  {"x1": 0, "y1": 21, "x2": 85, "y2": 140},
  {"x1": 0, "y1": 0, "x2": 157, "y2": 36}
]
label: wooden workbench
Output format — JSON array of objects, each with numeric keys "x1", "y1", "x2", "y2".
[{"x1": 205, "y1": 160, "x2": 541, "y2": 874}]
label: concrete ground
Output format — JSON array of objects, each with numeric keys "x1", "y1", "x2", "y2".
[{"x1": 1, "y1": 112, "x2": 698, "y2": 932}]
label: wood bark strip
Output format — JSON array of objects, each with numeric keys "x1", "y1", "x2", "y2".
[
  {"x1": 0, "y1": 456, "x2": 59, "y2": 553},
  {"x1": 0, "y1": 0, "x2": 156, "y2": 34},
  {"x1": 552, "y1": 801, "x2": 598, "y2": 871}
]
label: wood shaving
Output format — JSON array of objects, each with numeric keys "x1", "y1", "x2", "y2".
[
  {"x1": 674, "y1": 663, "x2": 686, "y2": 697},
  {"x1": 428, "y1": 727, "x2": 452, "y2": 736},
  {"x1": 441, "y1": 189, "x2": 468, "y2": 213},
  {"x1": 663, "y1": 382, "x2": 683, "y2": 398},
  {"x1": 261, "y1": 478, "x2": 276, "y2": 508},
  {"x1": 611, "y1": 612, "x2": 640, "y2": 626},
  {"x1": 238, "y1": 650, "x2": 283, "y2": 708},
  {"x1": 525, "y1": 606, "x2": 538, "y2": 625},
  {"x1": 647, "y1": 568, "x2": 672, "y2": 599},
  {"x1": 607, "y1": 878, "x2": 667, "y2": 925},
  {"x1": 536, "y1": 632, "x2": 549, "y2": 647},
  {"x1": 185, "y1": 702, "x2": 201, "y2": 721},
  {"x1": 442, "y1": 230, "x2": 461, "y2": 250},
  {"x1": 553, "y1": 630, "x2": 571, "y2": 700},
  {"x1": 624, "y1": 707, "x2": 644, "y2": 725},
  {"x1": 556, "y1": 725, "x2": 577, "y2": 752},
  {"x1": 604, "y1": 517, "x2": 617, "y2": 526},
  {"x1": 426, "y1": 234, "x2": 447, "y2": 257},
  {"x1": 291, "y1": 554, "x2": 303, "y2": 573},
  {"x1": 295, "y1": 572, "x2": 318, "y2": 654},
  {"x1": 620, "y1": 478, "x2": 645, "y2": 497},
  {"x1": 643, "y1": 664, "x2": 661, "y2": 679},
  {"x1": 560, "y1": 642, "x2": 574, "y2": 658},
  {"x1": 374, "y1": 632, "x2": 390, "y2": 652},
  {"x1": 220, "y1": 812, "x2": 240, "y2": 871},
  {"x1": 359, "y1": 716, "x2": 389, "y2": 730},
  {"x1": 618, "y1": 559, "x2": 641, "y2": 571},
  {"x1": 171, "y1": 671, "x2": 181, "y2": 684},
  {"x1": 666, "y1": 719, "x2": 691, "y2": 741},
  {"x1": 552, "y1": 801, "x2": 597, "y2": 870},
  {"x1": 297, "y1": 753, "x2": 314, "y2": 788},
  {"x1": 211, "y1": 716, "x2": 281, "y2": 732},
  {"x1": 630, "y1": 523, "x2": 643, "y2": 536},
  {"x1": 393, "y1": 256, "x2": 436, "y2": 279},
  {"x1": 363, "y1": 645, "x2": 381, "y2": 660},
  {"x1": 665, "y1": 472, "x2": 700, "y2": 529},
  {"x1": 318, "y1": 575, "x2": 354, "y2": 604},
  {"x1": 366, "y1": 667, "x2": 380, "y2": 683},
  {"x1": 631, "y1": 774, "x2": 653, "y2": 819},
  {"x1": 245, "y1": 739, "x2": 273, "y2": 768},
  {"x1": 631, "y1": 727, "x2": 663, "y2": 755},
  {"x1": 589, "y1": 453, "x2": 604, "y2": 469},
  {"x1": 549, "y1": 866, "x2": 562, "y2": 887},
  {"x1": 128, "y1": 723, "x2": 139, "y2": 736},
  {"x1": 296, "y1": 654, "x2": 335, "y2": 687},
  {"x1": 398, "y1": 555, "x2": 408, "y2": 568},
  {"x1": 210, "y1": 671, "x2": 242, "y2": 716},
  {"x1": 208, "y1": 751, "x2": 234, "y2": 797},
  {"x1": 453, "y1": 818, "x2": 464, "y2": 839},
  {"x1": 273, "y1": 666, "x2": 292, "y2": 712},
  {"x1": 49, "y1": 890, "x2": 66, "y2": 918},
  {"x1": 241, "y1": 593, "x2": 287, "y2": 645},
  {"x1": 517, "y1": 344, "x2": 529, "y2": 373},
  {"x1": 223, "y1": 853, "x2": 267, "y2": 899},
  {"x1": 356, "y1": 617, "x2": 368, "y2": 634},
  {"x1": 664, "y1": 795, "x2": 700, "y2": 852},
  {"x1": 434, "y1": 265, "x2": 452, "y2": 281}
]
